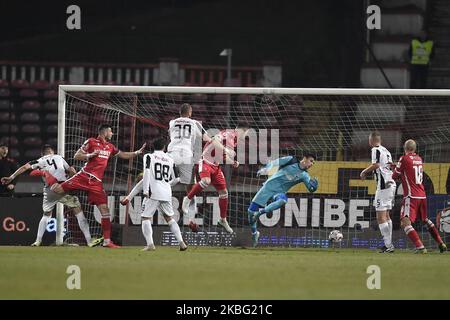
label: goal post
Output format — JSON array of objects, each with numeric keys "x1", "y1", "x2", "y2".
[{"x1": 57, "y1": 85, "x2": 450, "y2": 249}]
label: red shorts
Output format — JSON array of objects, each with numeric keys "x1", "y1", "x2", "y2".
[
  {"x1": 400, "y1": 197, "x2": 427, "y2": 223},
  {"x1": 61, "y1": 172, "x2": 108, "y2": 206},
  {"x1": 196, "y1": 161, "x2": 227, "y2": 191}
]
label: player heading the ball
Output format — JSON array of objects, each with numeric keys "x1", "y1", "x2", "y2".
[
  {"x1": 51, "y1": 124, "x2": 145, "y2": 248},
  {"x1": 181, "y1": 122, "x2": 250, "y2": 234}
]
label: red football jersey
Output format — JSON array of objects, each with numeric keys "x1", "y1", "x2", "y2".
[
  {"x1": 392, "y1": 153, "x2": 426, "y2": 199},
  {"x1": 202, "y1": 130, "x2": 238, "y2": 165},
  {"x1": 80, "y1": 137, "x2": 119, "y2": 180}
]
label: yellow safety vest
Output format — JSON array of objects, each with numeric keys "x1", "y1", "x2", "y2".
[{"x1": 411, "y1": 39, "x2": 434, "y2": 65}]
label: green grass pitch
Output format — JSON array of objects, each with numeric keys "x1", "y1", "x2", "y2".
[{"x1": 1, "y1": 246, "x2": 449, "y2": 299}]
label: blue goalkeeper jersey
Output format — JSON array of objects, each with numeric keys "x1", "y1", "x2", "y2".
[
  {"x1": 252, "y1": 156, "x2": 313, "y2": 206},
  {"x1": 263, "y1": 156, "x2": 312, "y2": 192}
]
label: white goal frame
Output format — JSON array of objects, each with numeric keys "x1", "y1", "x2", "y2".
[{"x1": 56, "y1": 85, "x2": 450, "y2": 245}]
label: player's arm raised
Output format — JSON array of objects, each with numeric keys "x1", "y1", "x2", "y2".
[
  {"x1": 197, "y1": 121, "x2": 235, "y2": 159},
  {"x1": 142, "y1": 154, "x2": 151, "y2": 198},
  {"x1": 257, "y1": 156, "x2": 294, "y2": 176},
  {"x1": 117, "y1": 143, "x2": 146, "y2": 160},
  {"x1": 1, "y1": 162, "x2": 32, "y2": 185},
  {"x1": 61, "y1": 157, "x2": 77, "y2": 177}
]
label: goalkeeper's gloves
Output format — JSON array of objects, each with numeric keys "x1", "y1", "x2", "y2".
[{"x1": 307, "y1": 178, "x2": 319, "y2": 192}]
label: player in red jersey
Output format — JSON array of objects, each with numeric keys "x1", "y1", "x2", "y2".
[
  {"x1": 52, "y1": 124, "x2": 145, "y2": 248},
  {"x1": 181, "y1": 122, "x2": 249, "y2": 234},
  {"x1": 392, "y1": 139, "x2": 447, "y2": 253}
]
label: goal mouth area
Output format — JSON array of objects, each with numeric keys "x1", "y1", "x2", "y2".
[{"x1": 57, "y1": 86, "x2": 450, "y2": 249}]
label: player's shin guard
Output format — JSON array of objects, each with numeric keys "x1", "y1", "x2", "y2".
[
  {"x1": 187, "y1": 180, "x2": 208, "y2": 199},
  {"x1": 101, "y1": 215, "x2": 112, "y2": 242},
  {"x1": 247, "y1": 210, "x2": 258, "y2": 234},
  {"x1": 141, "y1": 219, "x2": 154, "y2": 246},
  {"x1": 387, "y1": 219, "x2": 393, "y2": 240},
  {"x1": 75, "y1": 211, "x2": 92, "y2": 243},
  {"x1": 262, "y1": 194, "x2": 288, "y2": 215},
  {"x1": 219, "y1": 192, "x2": 228, "y2": 219},
  {"x1": 378, "y1": 222, "x2": 392, "y2": 247},
  {"x1": 168, "y1": 219, "x2": 184, "y2": 244},
  {"x1": 404, "y1": 225, "x2": 424, "y2": 249},
  {"x1": 36, "y1": 215, "x2": 50, "y2": 242},
  {"x1": 248, "y1": 202, "x2": 261, "y2": 234},
  {"x1": 425, "y1": 219, "x2": 444, "y2": 245}
]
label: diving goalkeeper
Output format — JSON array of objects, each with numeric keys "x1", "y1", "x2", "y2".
[{"x1": 248, "y1": 154, "x2": 318, "y2": 247}]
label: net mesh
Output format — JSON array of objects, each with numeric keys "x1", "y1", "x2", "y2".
[{"x1": 62, "y1": 88, "x2": 450, "y2": 249}]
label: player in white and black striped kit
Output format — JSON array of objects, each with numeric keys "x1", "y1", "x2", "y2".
[
  {"x1": 1, "y1": 145, "x2": 101, "y2": 247},
  {"x1": 141, "y1": 138, "x2": 188, "y2": 251},
  {"x1": 360, "y1": 132, "x2": 396, "y2": 253}
]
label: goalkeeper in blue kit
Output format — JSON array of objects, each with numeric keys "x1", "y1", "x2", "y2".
[{"x1": 248, "y1": 154, "x2": 319, "y2": 247}]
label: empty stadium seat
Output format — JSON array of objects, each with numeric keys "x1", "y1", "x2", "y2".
[
  {"x1": 0, "y1": 112, "x2": 16, "y2": 122},
  {"x1": 190, "y1": 93, "x2": 208, "y2": 103},
  {"x1": 31, "y1": 80, "x2": 50, "y2": 90},
  {"x1": 122, "y1": 126, "x2": 133, "y2": 136},
  {"x1": 46, "y1": 125, "x2": 58, "y2": 134},
  {"x1": 21, "y1": 124, "x2": 41, "y2": 134},
  {"x1": 0, "y1": 124, "x2": 18, "y2": 133},
  {"x1": 236, "y1": 94, "x2": 256, "y2": 103},
  {"x1": 258, "y1": 114, "x2": 279, "y2": 127},
  {"x1": 144, "y1": 126, "x2": 160, "y2": 138},
  {"x1": 22, "y1": 100, "x2": 41, "y2": 111},
  {"x1": 0, "y1": 80, "x2": 9, "y2": 88},
  {"x1": 24, "y1": 149, "x2": 42, "y2": 159},
  {"x1": 0, "y1": 88, "x2": 10, "y2": 98},
  {"x1": 50, "y1": 80, "x2": 69, "y2": 89},
  {"x1": 166, "y1": 93, "x2": 183, "y2": 102},
  {"x1": 20, "y1": 112, "x2": 40, "y2": 123},
  {"x1": 44, "y1": 113, "x2": 58, "y2": 122},
  {"x1": 11, "y1": 79, "x2": 30, "y2": 89},
  {"x1": 213, "y1": 94, "x2": 229, "y2": 104},
  {"x1": 44, "y1": 139, "x2": 57, "y2": 149},
  {"x1": 19, "y1": 89, "x2": 39, "y2": 98},
  {"x1": 43, "y1": 89, "x2": 58, "y2": 99},
  {"x1": 23, "y1": 137, "x2": 43, "y2": 146},
  {"x1": 161, "y1": 115, "x2": 175, "y2": 125},
  {"x1": 43, "y1": 100, "x2": 57, "y2": 111},
  {"x1": 191, "y1": 104, "x2": 208, "y2": 115},
  {"x1": 165, "y1": 103, "x2": 181, "y2": 114},
  {"x1": 76, "y1": 113, "x2": 90, "y2": 123},
  {"x1": 8, "y1": 149, "x2": 20, "y2": 159},
  {"x1": 0, "y1": 136, "x2": 19, "y2": 147}
]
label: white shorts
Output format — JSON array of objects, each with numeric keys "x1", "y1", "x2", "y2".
[
  {"x1": 141, "y1": 198, "x2": 174, "y2": 218},
  {"x1": 43, "y1": 188, "x2": 81, "y2": 213},
  {"x1": 168, "y1": 150, "x2": 195, "y2": 184},
  {"x1": 374, "y1": 184, "x2": 396, "y2": 212}
]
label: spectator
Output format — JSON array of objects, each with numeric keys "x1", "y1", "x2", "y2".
[
  {"x1": 446, "y1": 168, "x2": 450, "y2": 195},
  {"x1": 0, "y1": 143, "x2": 18, "y2": 196},
  {"x1": 409, "y1": 31, "x2": 434, "y2": 89}
]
